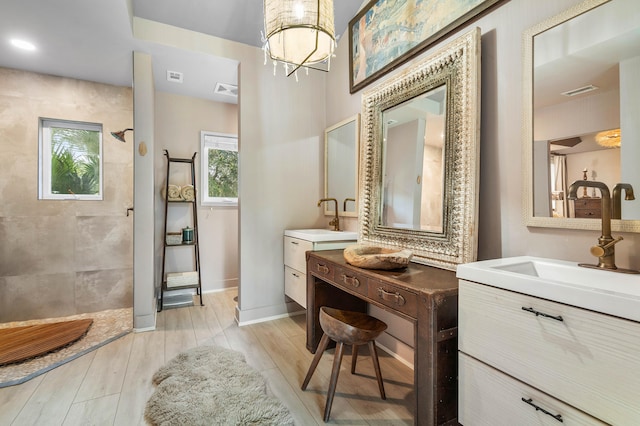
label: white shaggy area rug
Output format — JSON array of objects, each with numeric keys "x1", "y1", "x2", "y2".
[{"x1": 144, "y1": 346, "x2": 294, "y2": 426}]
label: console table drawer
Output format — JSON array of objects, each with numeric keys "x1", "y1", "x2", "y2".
[
  {"x1": 334, "y1": 266, "x2": 368, "y2": 296},
  {"x1": 308, "y1": 256, "x2": 336, "y2": 281},
  {"x1": 368, "y1": 278, "x2": 418, "y2": 318}
]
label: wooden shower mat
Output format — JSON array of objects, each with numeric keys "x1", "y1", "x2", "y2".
[{"x1": 0, "y1": 319, "x2": 93, "y2": 366}]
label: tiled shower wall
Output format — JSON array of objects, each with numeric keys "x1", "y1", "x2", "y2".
[{"x1": 0, "y1": 67, "x2": 133, "y2": 322}]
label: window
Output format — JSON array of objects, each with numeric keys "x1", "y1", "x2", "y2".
[
  {"x1": 201, "y1": 131, "x2": 238, "y2": 206},
  {"x1": 39, "y1": 118, "x2": 103, "y2": 200}
]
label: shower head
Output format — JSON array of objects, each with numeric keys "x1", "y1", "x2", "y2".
[{"x1": 111, "y1": 128, "x2": 133, "y2": 142}]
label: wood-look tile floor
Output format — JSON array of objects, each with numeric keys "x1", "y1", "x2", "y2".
[{"x1": 0, "y1": 289, "x2": 414, "y2": 425}]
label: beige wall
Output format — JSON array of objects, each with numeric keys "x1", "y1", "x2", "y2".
[
  {"x1": 326, "y1": 0, "x2": 640, "y2": 364},
  {"x1": 154, "y1": 91, "x2": 239, "y2": 292},
  {"x1": 328, "y1": 0, "x2": 640, "y2": 268},
  {"x1": 133, "y1": 52, "x2": 157, "y2": 330},
  {"x1": 134, "y1": 18, "x2": 328, "y2": 325},
  {"x1": 133, "y1": 1, "x2": 639, "y2": 333},
  {"x1": 0, "y1": 67, "x2": 133, "y2": 322}
]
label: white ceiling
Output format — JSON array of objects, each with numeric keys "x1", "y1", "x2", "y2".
[
  {"x1": 531, "y1": 0, "x2": 639, "y2": 155},
  {"x1": 0, "y1": 0, "x2": 134, "y2": 87},
  {"x1": 0, "y1": 0, "x2": 363, "y2": 104},
  {"x1": 533, "y1": 0, "x2": 640, "y2": 109}
]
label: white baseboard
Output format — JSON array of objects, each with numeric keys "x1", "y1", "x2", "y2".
[
  {"x1": 235, "y1": 300, "x2": 304, "y2": 326},
  {"x1": 202, "y1": 286, "x2": 238, "y2": 294},
  {"x1": 376, "y1": 334, "x2": 415, "y2": 370},
  {"x1": 133, "y1": 325, "x2": 156, "y2": 333}
]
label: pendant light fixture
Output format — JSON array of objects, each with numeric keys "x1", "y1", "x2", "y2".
[
  {"x1": 595, "y1": 128, "x2": 621, "y2": 148},
  {"x1": 263, "y1": 0, "x2": 335, "y2": 78}
]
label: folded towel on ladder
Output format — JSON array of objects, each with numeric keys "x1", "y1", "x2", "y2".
[
  {"x1": 167, "y1": 184, "x2": 182, "y2": 200},
  {"x1": 181, "y1": 185, "x2": 195, "y2": 201}
]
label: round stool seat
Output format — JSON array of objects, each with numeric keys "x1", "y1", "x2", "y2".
[
  {"x1": 320, "y1": 306, "x2": 387, "y2": 346},
  {"x1": 303, "y1": 307, "x2": 388, "y2": 421}
]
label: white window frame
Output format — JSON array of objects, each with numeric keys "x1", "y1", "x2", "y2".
[
  {"x1": 39, "y1": 118, "x2": 103, "y2": 200},
  {"x1": 201, "y1": 131, "x2": 238, "y2": 206}
]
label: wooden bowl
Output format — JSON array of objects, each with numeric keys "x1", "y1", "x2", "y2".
[{"x1": 343, "y1": 244, "x2": 412, "y2": 270}]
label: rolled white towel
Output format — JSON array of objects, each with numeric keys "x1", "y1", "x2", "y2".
[
  {"x1": 181, "y1": 184, "x2": 195, "y2": 201},
  {"x1": 167, "y1": 184, "x2": 182, "y2": 200}
]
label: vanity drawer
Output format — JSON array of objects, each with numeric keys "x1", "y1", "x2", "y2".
[
  {"x1": 284, "y1": 236, "x2": 313, "y2": 272},
  {"x1": 459, "y1": 280, "x2": 640, "y2": 425},
  {"x1": 459, "y1": 352, "x2": 605, "y2": 425},
  {"x1": 307, "y1": 256, "x2": 336, "y2": 281},
  {"x1": 284, "y1": 266, "x2": 306, "y2": 308},
  {"x1": 333, "y1": 266, "x2": 368, "y2": 297},
  {"x1": 368, "y1": 278, "x2": 418, "y2": 318}
]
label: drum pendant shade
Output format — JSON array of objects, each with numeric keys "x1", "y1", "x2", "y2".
[{"x1": 264, "y1": 0, "x2": 335, "y2": 73}]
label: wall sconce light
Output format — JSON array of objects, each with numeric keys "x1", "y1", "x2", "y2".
[
  {"x1": 595, "y1": 128, "x2": 621, "y2": 148},
  {"x1": 263, "y1": 0, "x2": 335, "y2": 79},
  {"x1": 111, "y1": 128, "x2": 133, "y2": 143}
]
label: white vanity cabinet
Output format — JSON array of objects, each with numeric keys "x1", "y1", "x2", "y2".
[
  {"x1": 283, "y1": 230, "x2": 356, "y2": 309},
  {"x1": 458, "y1": 279, "x2": 640, "y2": 425}
]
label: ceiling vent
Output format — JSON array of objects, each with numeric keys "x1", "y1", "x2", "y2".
[
  {"x1": 167, "y1": 70, "x2": 183, "y2": 83},
  {"x1": 561, "y1": 84, "x2": 598, "y2": 97},
  {"x1": 214, "y1": 82, "x2": 238, "y2": 97}
]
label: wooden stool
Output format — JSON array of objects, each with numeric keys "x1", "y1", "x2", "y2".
[{"x1": 301, "y1": 306, "x2": 388, "y2": 422}]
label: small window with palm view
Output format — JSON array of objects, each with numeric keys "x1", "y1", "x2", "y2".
[
  {"x1": 39, "y1": 118, "x2": 103, "y2": 200},
  {"x1": 201, "y1": 131, "x2": 238, "y2": 206}
]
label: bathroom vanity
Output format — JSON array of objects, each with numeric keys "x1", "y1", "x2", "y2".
[
  {"x1": 457, "y1": 257, "x2": 640, "y2": 425},
  {"x1": 283, "y1": 229, "x2": 356, "y2": 308}
]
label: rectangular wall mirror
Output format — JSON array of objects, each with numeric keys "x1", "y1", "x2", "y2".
[
  {"x1": 523, "y1": 0, "x2": 640, "y2": 232},
  {"x1": 382, "y1": 85, "x2": 446, "y2": 232},
  {"x1": 324, "y1": 114, "x2": 360, "y2": 217}
]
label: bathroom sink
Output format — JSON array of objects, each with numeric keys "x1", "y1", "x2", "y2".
[
  {"x1": 457, "y1": 256, "x2": 640, "y2": 322},
  {"x1": 284, "y1": 229, "x2": 357, "y2": 243}
]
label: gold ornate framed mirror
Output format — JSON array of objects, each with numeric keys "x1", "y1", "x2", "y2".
[{"x1": 358, "y1": 28, "x2": 481, "y2": 270}]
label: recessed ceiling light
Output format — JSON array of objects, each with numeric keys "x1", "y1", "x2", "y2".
[{"x1": 10, "y1": 39, "x2": 36, "y2": 51}]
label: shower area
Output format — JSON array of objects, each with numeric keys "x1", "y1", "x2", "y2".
[{"x1": 0, "y1": 67, "x2": 134, "y2": 378}]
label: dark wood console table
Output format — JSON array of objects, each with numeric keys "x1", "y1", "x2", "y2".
[{"x1": 306, "y1": 250, "x2": 459, "y2": 425}]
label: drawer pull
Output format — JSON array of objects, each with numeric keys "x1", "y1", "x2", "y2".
[
  {"x1": 340, "y1": 274, "x2": 360, "y2": 288},
  {"x1": 290, "y1": 241, "x2": 299, "y2": 245},
  {"x1": 316, "y1": 263, "x2": 329, "y2": 274},
  {"x1": 292, "y1": 272, "x2": 300, "y2": 278},
  {"x1": 522, "y1": 306, "x2": 563, "y2": 322},
  {"x1": 521, "y1": 398, "x2": 563, "y2": 422},
  {"x1": 377, "y1": 288, "x2": 406, "y2": 306}
]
